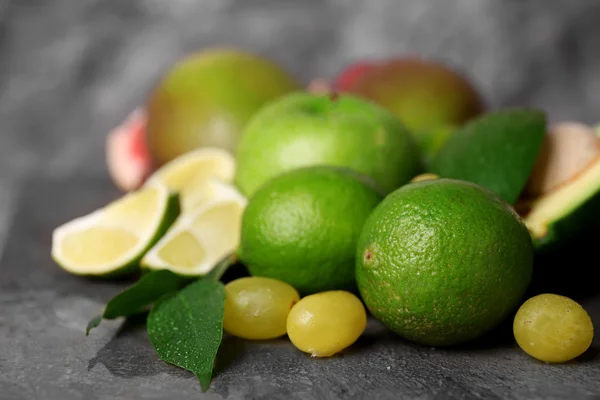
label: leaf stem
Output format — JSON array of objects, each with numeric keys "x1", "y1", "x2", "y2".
[
  {"x1": 86, "y1": 314, "x2": 103, "y2": 336},
  {"x1": 205, "y1": 252, "x2": 238, "y2": 282}
]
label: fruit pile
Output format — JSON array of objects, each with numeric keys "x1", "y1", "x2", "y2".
[{"x1": 52, "y1": 47, "x2": 598, "y2": 392}]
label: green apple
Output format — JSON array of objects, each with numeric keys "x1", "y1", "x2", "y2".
[
  {"x1": 234, "y1": 92, "x2": 423, "y2": 197},
  {"x1": 146, "y1": 48, "x2": 301, "y2": 166},
  {"x1": 339, "y1": 57, "x2": 485, "y2": 165}
]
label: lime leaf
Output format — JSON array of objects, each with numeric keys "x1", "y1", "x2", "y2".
[
  {"x1": 147, "y1": 279, "x2": 226, "y2": 391},
  {"x1": 431, "y1": 109, "x2": 547, "y2": 204},
  {"x1": 86, "y1": 270, "x2": 190, "y2": 335},
  {"x1": 104, "y1": 270, "x2": 190, "y2": 318}
]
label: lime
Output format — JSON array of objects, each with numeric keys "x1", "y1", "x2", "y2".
[
  {"x1": 356, "y1": 178, "x2": 534, "y2": 346},
  {"x1": 234, "y1": 92, "x2": 422, "y2": 197},
  {"x1": 52, "y1": 182, "x2": 179, "y2": 277},
  {"x1": 142, "y1": 181, "x2": 246, "y2": 276},
  {"x1": 238, "y1": 166, "x2": 383, "y2": 294}
]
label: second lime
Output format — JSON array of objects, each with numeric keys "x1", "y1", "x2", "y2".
[{"x1": 238, "y1": 166, "x2": 383, "y2": 294}]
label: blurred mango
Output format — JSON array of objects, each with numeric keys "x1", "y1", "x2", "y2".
[
  {"x1": 146, "y1": 48, "x2": 301, "y2": 166},
  {"x1": 337, "y1": 57, "x2": 485, "y2": 165}
]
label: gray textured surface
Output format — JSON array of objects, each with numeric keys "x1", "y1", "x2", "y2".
[
  {"x1": 1, "y1": 0, "x2": 600, "y2": 181},
  {"x1": 1, "y1": 179, "x2": 600, "y2": 399},
  {"x1": 2, "y1": 1, "x2": 600, "y2": 398}
]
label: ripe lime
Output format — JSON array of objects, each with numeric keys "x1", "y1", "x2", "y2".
[
  {"x1": 356, "y1": 178, "x2": 534, "y2": 346},
  {"x1": 234, "y1": 92, "x2": 422, "y2": 197},
  {"x1": 238, "y1": 166, "x2": 383, "y2": 294}
]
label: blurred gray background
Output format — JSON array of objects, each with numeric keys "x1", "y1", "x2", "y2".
[{"x1": 0, "y1": 0, "x2": 599, "y2": 252}]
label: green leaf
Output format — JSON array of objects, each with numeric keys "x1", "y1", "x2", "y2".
[
  {"x1": 86, "y1": 270, "x2": 190, "y2": 335},
  {"x1": 103, "y1": 270, "x2": 190, "y2": 318},
  {"x1": 431, "y1": 109, "x2": 547, "y2": 204},
  {"x1": 147, "y1": 279, "x2": 226, "y2": 391}
]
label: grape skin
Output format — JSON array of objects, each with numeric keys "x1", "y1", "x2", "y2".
[
  {"x1": 287, "y1": 291, "x2": 367, "y2": 357},
  {"x1": 513, "y1": 293, "x2": 594, "y2": 363},
  {"x1": 223, "y1": 277, "x2": 300, "y2": 340}
]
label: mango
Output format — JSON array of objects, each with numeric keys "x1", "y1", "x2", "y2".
[
  {"x1": 338, "y1": 57, "x2": 485, "y2": 164},
  {"x1": 145, "y1": 48, "x2": 301, "y2": 166}
]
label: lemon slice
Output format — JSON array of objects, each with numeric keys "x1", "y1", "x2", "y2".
[
  {"x1": 51, "y1": 182, "x2": 179, "y2": 277},
  {"x1": 146, "y1": 147, "x2": 235, "y2": 212},
  {"x1": 142, "y1": 181, "x2": 246, "y2": 276}
]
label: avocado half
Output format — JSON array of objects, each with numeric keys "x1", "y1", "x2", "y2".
[{"x1": 518, "y1": 148, "x2": 600, "y2": 251}]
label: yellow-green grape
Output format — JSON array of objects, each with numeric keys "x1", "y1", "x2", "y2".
[
  {"x1": 223, "y1": 277, "x2": 300, "y2": 340},
  {"x1": 286, "y1": 290, "x2": 367, "y2": 357},
  {"x1": 513, "y1": 293, "x2": 594, "y2": 363}
]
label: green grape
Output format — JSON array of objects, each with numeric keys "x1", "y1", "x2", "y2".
[
  {"x1": 513, "y1": 293, "x2": 594, "y2": 363},
  {"x1": 286, "y1": 290, "x2": 367, "y2": 357},
  {"x1": 223, "y1": 277, "x2": 300, "y2": 340}
]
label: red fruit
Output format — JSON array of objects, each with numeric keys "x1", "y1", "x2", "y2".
[
  {"x1": 334, "y1": 62, "x2": 377, "y2": 91},
  {"x1": 337, "y1": 56, "x2": 485, "y2": 165},
  {"x1": 106, "y1": 108, "x2": 154, "y2": 191},
  {"x1": 343, "y1": 57, "x2": 485, "y2": 132}
]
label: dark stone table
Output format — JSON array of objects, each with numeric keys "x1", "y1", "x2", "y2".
[{"x1": 1, "y1": 176, "x2": 599, "y2": 400}]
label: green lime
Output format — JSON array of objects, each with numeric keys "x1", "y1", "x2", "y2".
[
  {"x1": 356, "y1": 178, "x2": 533, "y2": 346},
  {"x1": 234, "y1": 92, "x2": 422, "y2": 197},
  {"x1": 238, "y1": 166, "x2": 383, "y2": 294}
]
